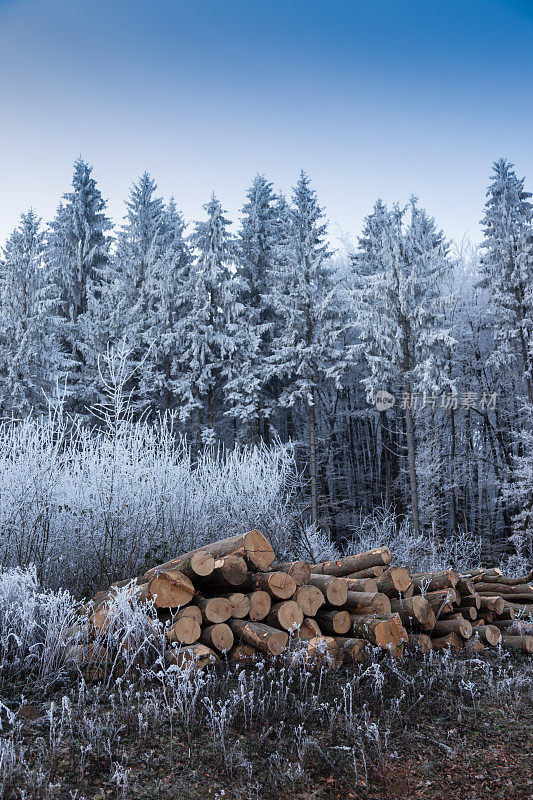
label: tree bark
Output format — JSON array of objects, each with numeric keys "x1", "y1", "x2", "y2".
[{"x1": 229, "y1": 619, "x2": 288, "y2": 655}]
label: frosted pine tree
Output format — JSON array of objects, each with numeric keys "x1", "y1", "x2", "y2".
[
  {"x1": 225, "y1": 175, "x2": 278, "y2": 441},
  {"x1": 480, "y1": 158, "x2": 533, "y2": 403},
  {"x1": 45, "y1": 158, "x2": 113, "y2": 409},
  {"x1": 175, "y1": 194, "x2": 236, "y2": 445},
  {"x1": 269, "y1": 172, "x2": 348, "y2": 524},
  {"x1": 351, "y1": 198, "x2": 453, "y2": 536},
  {"x1": 113, "y1": 173, "x2": 166, "y2": 368},
  {"x1": 0, "y1": 211, "x2": 63, "y2": 413},
  {"x1": 139, "y1": 197, "x2": 191, "y2": 411}
]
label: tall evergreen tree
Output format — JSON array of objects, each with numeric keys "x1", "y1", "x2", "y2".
[
  {"x1": 351, "y1": 198, "x2": 453, "y2": 536},
  {"x1": 269, "y1": 172, "x2": 347, "y2": 524},
  {"x1": 480, "y1": 158, "x2": 533, "y2": 403},
  {"x1": 227, "y1": 175, "x2": 278, "y2": 440},
  {"x1": 140, "y1": 197, "x2": 191, "y2": 411},
  {"x1": 0, "y1": 211, "x2": 62, "y2": 412},
  {"x1": 45, "y1": 158, "x2": 113, "y2": 408},
  {"x1": 175, "y1": 194, "x2": 236, "y2": 444}
]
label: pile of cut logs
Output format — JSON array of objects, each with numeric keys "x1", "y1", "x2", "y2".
[{"x1": 82, "y1": 530, "x2": 533, "y2": 671}]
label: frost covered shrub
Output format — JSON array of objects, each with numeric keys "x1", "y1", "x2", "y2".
[
  {"x1": 0, "y1": 567, "x2": 167, "y2": 691},
  {"x1": 0, "y1": 410, "x2": 298, "y2": 595},
  {"x1": 0, "y1": 566, "x2": 78, "y2": 688},
  {"x1": 344, "y1": 508, "x2": 482, "y2": 572}
]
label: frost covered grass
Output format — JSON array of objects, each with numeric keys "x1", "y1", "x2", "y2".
[
  {"x1": 0, "y1": 579, "x2": 531, "y2": 799},
  {"x1": 0, "y1": 566, "x2": 530, "y2": 799},
  {"x1": 0, "y1": 411, "x2": 299, "y2": 595}
]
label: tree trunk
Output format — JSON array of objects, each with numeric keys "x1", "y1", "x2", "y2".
[
  {"x1": 309, "y1": 392, "x2": 318, "y2": 525},
  {"x1": 229, "y1": 619, "x2": 288, "y2": 655},
  {"x1": 312, "y1": 548, "x2": 392, "y2": 577},
  {"x1": 401, "y1": 315, "x2": 420, "y2": 536}
]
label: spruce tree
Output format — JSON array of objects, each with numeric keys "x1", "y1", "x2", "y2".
[
  {"x1": 140, "y1": 197, "x2": 191, "y2": 411},
  {"x1": 227, "y1": 175, "x2": 278, "y2": 440},
  {"x1": 480, "y1": 158, "x2": 533, "y2": 403},
  {"x1": 351, "y1": 198, "x2": 453, "y2": 536},
  {"x1": 269, "y1": 172, "x2": 346, "y2": 524},
  {"x1": 0, "y1": 211, "x2": 63, "y2": 413},
  {"x1": 45, "y1": 158, "x2": 113, "y2": 408},
  {"x1": 175, "y1": 194, "x2": 236, "y2": 445}
]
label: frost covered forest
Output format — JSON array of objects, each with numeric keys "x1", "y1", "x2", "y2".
[{"x1": 0, "y1": 157, "x2": 531, "y2": 590}]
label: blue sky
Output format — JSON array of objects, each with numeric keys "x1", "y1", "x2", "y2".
[{"x1": 0, "y1": 0, "x2": 532, "y2": 246}]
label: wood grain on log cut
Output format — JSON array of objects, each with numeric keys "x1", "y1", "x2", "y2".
[
  {"x1": 295, "y1": 617, "x2": 322, "y2": 639},
  {"x1": 200, "y1": 623, "x2": 234, "y2": 652},
  {"x1": 166, "y1": 643, "x2": 218, "y2": 669},
  {"x1": 478, "y1": 596, "x2": 505, "y2": 615},
  {"x1": 196, "y1": 596, "x2": 234, "y2": 623},
  {"x1": 500, "y1": 634, "x2": 533, "y2": 654},
  {"x1": 499, "y1": 604, "x2": 516, "y2": 619},
  {"x1": 390, "y1": 596, "x2": 435, "y2": 631},
  {"x1": 202, "y1": 555, "x2": 248, "y2": 589},
  {"x1": 229, "y1": 619, "x2": 288, "y2": 655},
  {"x1": 271, "y1": 561, "x2": 311, "y2": 587},
  {"x1": 410, "y1": 570, "x2": 460, "y2": 592},
  {"x1": 165, "y1": 616, "x2": 201, "y2": 645},
  {"x1": 350, "y1": 612, "x2": 407, "y2": 650},
  {"x1": 345, "y1": 566, "x2": 385, "y2": 579},
  {"x1": 174, "y1": 605, "x2": 203, "y2": 626},
  {"x1": 344, "y1": 591, "x2": 391, "y2": 615},
  {"x1": 145, "y1": 550, "x2": 214, "y2": 580},
  {"x1": 305, "y1": 637, "x2": 343, "y2": 669},
  {"x1": 334, "y1": 637, "x2": 369, "y2": 663},
  {"x1": 266, "y1": 600, "x2": 304, "y2": 631},
  {"x1": 473, "y1": 624, "x2": 501, "y2": 646},
  {"x1": 431, "y1": 618, "x2": 472, "y2": 639},
  {"x1": 192, "y1": 530, "x2": 275, "y2": 571},
  {"x1": 431, "y1": 632, "x2": 464, "y2": 651},
  {"x1": 408, "y1": 633, "x2": 433, "y2": 653},
  {"x1": 246, "y1": 590, "x2": 271, "y2": 621},
  {"x1": 146, "y1": 570, "x2": 195, "y2": 608},
  {"x1": 242, "y1": 571, "x2": 297, "y2": 600},
  {"x1": 307, "y1": 574, "x2": 348, "y2": 606},
  {"x1": 227, "y1": 644, "x2": 257, "y2": 662},
  {"x1": 376, "y1": 567, "x2": 411, "y2": 597},
  {"x1": 311, "y1": 548, "x2": 392, "y2": 577},
  {"x1": 295, "y1": 584, "x2": 325, "y2": 616},
  {"x1": 219, "y1": 592, "x2": 250, "y2": 618},
  {"x1": 402, "y1": 582, "x2": 415, "y2": 599},
  {"x1": 455, "y1": 578, "x2": 476, "y2": 597},
  {"x1": 314, "y1": 608, "x2": 351, "y2": 635}
]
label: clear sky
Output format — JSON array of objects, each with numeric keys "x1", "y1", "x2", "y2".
[{"x1": 0, "y1": 0, "x2": 532, "y2": 247}]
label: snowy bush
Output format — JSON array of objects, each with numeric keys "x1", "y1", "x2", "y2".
[
  {"x1": 0, "y1": 566, "x2": 78, "y2": 688},
  {"x1": 344, "y1": 508, "x2": 483, "y2": 572},
  {"x1": 0, "y1": 410, "x2": 299, "y2": 595}
]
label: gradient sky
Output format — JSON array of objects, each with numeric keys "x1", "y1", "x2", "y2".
[{"x1": 1, "y1": 0, "x2": 532, "y2": 247}]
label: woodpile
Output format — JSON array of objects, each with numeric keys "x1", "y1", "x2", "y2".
[{"x1": 76, "y1": 532, "x2": 532, "y2": 672}]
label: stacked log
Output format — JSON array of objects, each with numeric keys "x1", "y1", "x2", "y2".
[{"x1": 76, "y1": 531, "x2": 532, "y2": 675}]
